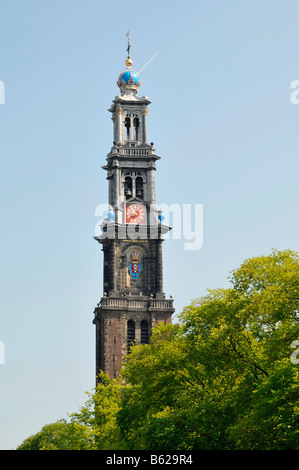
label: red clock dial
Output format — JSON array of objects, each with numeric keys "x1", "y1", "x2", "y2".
[{"x1": 126, "y1": 204, "x2": 146, "y2": 224}]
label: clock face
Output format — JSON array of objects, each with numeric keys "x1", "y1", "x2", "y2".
[{"x1": 126, "y1": 204, "x2": 146, "y2": 224}]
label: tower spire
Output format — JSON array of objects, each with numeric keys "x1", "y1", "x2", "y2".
[
  {"x1": 117, "y1": 32, "x2": 141, "y2": 93},
  {"x1": 125, "y1": 31, "x2": 133, "y2": 68},
  {"x1": 126, "y1": 31, "x2": 131, "y2": 58}
]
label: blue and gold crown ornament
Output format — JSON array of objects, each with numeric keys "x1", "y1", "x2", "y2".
[
  {"x1": 117, "y1": 32, "x2": 141, "y2": 92},
  {"x1": 117, "y1": 67, "x2": 141, "y2": 91}
]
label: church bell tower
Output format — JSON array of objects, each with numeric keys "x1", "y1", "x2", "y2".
[{"x1": 93, "y1": 37, "x2": 174, "y2": 381}]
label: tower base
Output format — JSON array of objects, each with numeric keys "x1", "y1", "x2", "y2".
[{"x1": 93, "y1": 294, "x2": 174, "y2": 381}]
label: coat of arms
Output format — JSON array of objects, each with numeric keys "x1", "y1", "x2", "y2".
[{"x1": 129, "y1": 252, "x2": 142, "y2": 280}]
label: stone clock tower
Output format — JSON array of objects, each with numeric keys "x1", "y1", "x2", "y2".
[{"x1": 93, "y1": 42, "x2": 174, "y2": 381}]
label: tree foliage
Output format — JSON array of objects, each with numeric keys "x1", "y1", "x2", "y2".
[
  {"x1": 70, "y1": 371, "x2": 124, "y2": 450},
  {"x1": 17, "y1": 249, "x2": 299, "y2": 450},
  {"x1": 117, "y1": 249, "x2": 299, "y2": 450},
  {"x1": 16, "y1": 420, "x2": 94, "y2": 450}
]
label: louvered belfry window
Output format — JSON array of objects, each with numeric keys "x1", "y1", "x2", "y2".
[
  {"x1": 141, "y1": 320, "x2": 149, "y2": 345},
  {"x1": 127, "y1": 319, "x2": 135, "y2": 353}
]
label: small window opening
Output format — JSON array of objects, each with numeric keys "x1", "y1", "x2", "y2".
[
  {"x1": 127, "y1": 319, "x2": 135, "y2": 353},
  {"x1": 125, "y1": 116, "x2": 131, "y2": 140},
  {"x1": 141, "y1": 320, "x2": 149, "y2": 345},
  {"x1": 133, "y1": 117, "x2": 139, "y2": 141},
  {"x1": 124, "y1": 176, "x2": 132, "y2": 199},
  {"x1": 136, "y1": 176, "x2": 144, "y2": 199}
]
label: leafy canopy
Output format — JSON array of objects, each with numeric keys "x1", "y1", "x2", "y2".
[{"x1": 17, "y1": 249, "x2": 299, "y2": 450}]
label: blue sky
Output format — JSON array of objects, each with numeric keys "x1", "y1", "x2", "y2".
[{"x1": 0, "y1": 0, "x2": 298, "y2": 449}]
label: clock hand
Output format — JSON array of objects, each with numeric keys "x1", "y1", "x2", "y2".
[{"x1": 129, "y1": 212, "x2": 138, "y2": 221}]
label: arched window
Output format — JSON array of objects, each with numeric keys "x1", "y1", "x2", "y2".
[
  {"x1": 124, "y1": 176, "x2": 132, "y2": 199},
  {"x1": 122, "y1": 170, "x2": 145, "y2": 201},
  {"x1": 136, "y1": 176, "x2": 144, "y2": 199},
  {"x1": 125, "y1": 116, "x2": 131, "y2": 140},
  {"x1": 141, "y1": 320, "x2": 149, "y2": 345},
  {"x1": 133, "y1": 117, "x2": 139, "y2": 141},
  {"x1": 127, "y1": 319, "x2": 135, "y2": 353}
]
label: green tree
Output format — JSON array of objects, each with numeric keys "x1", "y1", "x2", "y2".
[
  {"x1": 118, "y1": 249, "x2": 299, "y2": 449},
  {"x1": 16, "y1": 420, "x2": 94, "y2": 450},
  {"x1": 70, "y1": 371, "x2": 125, "y2": 450},
  {"x1": 17, "y1": 249, "x2": 299, "y2": 450},
  {"x1": 117, "y1": 322, "x2": 192, "y2": 450}
]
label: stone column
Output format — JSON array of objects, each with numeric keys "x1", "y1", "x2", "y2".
[
  {"x1": 156, "y1": 239, "x2": 163, "y2": 294},
  {"x1": 130, "y1": 115, "x2": 134, "y2": 141},
  {"x1": 113, "y1": 161, "x2": 120, "y2": 223},
  {"x1": 109, "y1": 239, "x2": 116, "y2": 292},
  {"x1": 142, "y1": 108, "x2": 148, "y2": 143},
  {"x1": 135, "y1": 320, "x2": 141, "y2": 346},
  {"x1": 147, "y1": 163, "x2": 156, "y2": 206},
  {"x1": 116, "y1": 106, "x2": 123, "y2": 144}
]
